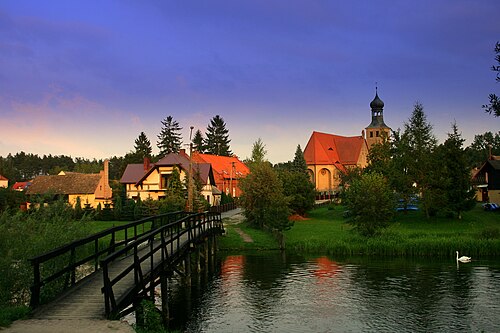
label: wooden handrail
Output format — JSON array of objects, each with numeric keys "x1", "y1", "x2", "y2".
[
  {"x1": 29, "y1": 211, "x2": 189, "y2": 308},
  {"x1": 100, "y1": 211, "x2": 224, "y2": 317}
]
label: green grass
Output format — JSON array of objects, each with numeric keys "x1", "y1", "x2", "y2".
[
  {"x1": 219, "y1": 204, "x2": 500, "y2": 257},
  {"x1": 87, "y1": 220, "x2": 152, "y2": 242},
  {"x1": 285, "y1": 204, "x2": 500, "y2": 257},
  {"x1": 219, "y1": 221, "x2": 279, "y2": 250},
  {"x1": 0, "y1": 306, "x2": 30, "y2": 327}
]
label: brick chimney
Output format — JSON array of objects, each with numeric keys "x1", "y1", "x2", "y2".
[
  {"x1": 103, "y1": 159, "x2": 111, "y2": 199},
  {"x1": 144, "y1": 157, "x2": 151, "y2": 172}
]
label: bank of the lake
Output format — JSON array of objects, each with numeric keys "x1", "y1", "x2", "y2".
[{"x1": 220, "y1": 204, "x2": 500, "y2": 257}]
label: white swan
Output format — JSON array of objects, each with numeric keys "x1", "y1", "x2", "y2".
[{"x1": 456, "y1": 251, "x2": 471, "y2": 263}]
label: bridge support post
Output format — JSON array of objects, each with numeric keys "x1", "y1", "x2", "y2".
[
  {"x1": 195, "y1": 247, "x2": 201, "y2": 273},
  {"x1": 160, "y1": 273, "x2": 170, "y2": 328},
  {"x1": 184, "y1": 253, "x2": 191, "y2": 286},
  {"x1": 203, "y1": 241, "x2": 209, "y2": 270}
]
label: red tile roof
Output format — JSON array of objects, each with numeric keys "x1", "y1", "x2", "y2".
[
  {"x1": 304, "y1": 131, "x2": 366, "y2": 168},
  {"x1": 0, "y1": 174, "x2": 8, "y2": 181},
  {"x1": 12, "y1": 181, "x2": 31, "y2": 190},
  {"x1": 192, "y1": 153, "x2": 250, "y2": 180}
]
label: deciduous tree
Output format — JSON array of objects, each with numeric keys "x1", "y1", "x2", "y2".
[
  {"x1": 343, "y1": 172, "x2": 395, "y2": 236},
  {"x1": 240, "y1": 162, "x2": 291, "y2": 249},
  {"x1": 482, "y1": 42, "x2": 500, "y2": 117}
]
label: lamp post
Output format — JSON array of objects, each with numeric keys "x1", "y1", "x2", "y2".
[{"x1": 188, "y1": 126, "x2": 194, "y2": 212}]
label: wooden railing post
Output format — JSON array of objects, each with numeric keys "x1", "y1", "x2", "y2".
[{"x1": 30, "y1": 261, "x2": 40, "y2": 308}]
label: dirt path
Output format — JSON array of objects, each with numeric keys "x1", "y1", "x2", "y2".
[
  {"x1": 233, "y1": 227, "x2": 253, "y2": 243},
  {"x1": 221, "y1": 208, "x2": 254, "y2": 243}
]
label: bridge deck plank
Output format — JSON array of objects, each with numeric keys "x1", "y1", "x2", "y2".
[{"x1": 33, "y1": 233, "x2": 191, "y2": 320}]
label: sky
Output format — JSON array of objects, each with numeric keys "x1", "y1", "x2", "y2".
[{"x1": 1, "y1": 1, "x2": 499, "y2": 163}]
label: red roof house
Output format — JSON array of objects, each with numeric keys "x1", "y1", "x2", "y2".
[{"x1": 192, "y1": 153, "x2": 250, "y2": 198}]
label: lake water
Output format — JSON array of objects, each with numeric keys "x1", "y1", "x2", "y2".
[{"x1": 166, "y1": 252, "x2": 500, "y2": 332}]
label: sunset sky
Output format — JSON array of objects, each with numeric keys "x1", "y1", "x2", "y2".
[{"x1": 1, "y1": 1, "x2": 499, "y2": 163}]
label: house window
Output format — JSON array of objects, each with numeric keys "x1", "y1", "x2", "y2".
[
  {"x1": 206, "y1": 195, "x2": 210, "y2": 204},
  {"x1": 376, "y1": 131, "x2": 379, "y2": 137},
  {"x1": 160, "y1": 174, "x2": 171, "y2": 189},
  {"x1": 370, "y1": 131, "x2": 374, "y2": 138}
]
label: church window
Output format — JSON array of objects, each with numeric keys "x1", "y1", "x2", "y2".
[
  {"x1": 370, "y1": 131, "x2": 373, "y2": 138},
  {"x1": 376, "y1": 131, "x2": 379, "y2": 137}
]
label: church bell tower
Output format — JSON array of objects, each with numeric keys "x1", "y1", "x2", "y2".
[{"x1": 365, "y1": 88, "x2": 391, "y2": 148}]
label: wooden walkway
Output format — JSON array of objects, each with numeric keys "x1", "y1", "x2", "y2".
[
  {"x1": 32, "y1": 238, "x2": 177, "y2": 319},
  {"x1": 29, "y1": 211, "x2": 224, "y2": 320}
]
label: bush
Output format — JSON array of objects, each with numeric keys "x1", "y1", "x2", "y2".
[
  {"x1": 343, "y1": 172, "x2": 395, "y2": 237},
  {"x1": 0, "y1": 200, "x2": 92, "y2": 318}
]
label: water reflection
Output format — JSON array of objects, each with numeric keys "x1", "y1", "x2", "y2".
[{"x1": 168, "y1": 254, "x2": 500, "y2": 333}]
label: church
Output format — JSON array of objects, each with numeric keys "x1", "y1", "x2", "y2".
[{"x1": 303, "y1": 91, "x2": 390, "y2": 194}]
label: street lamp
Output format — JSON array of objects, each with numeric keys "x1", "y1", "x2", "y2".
[{"x1": 188, "y1": 126, "x2": 194, "y2": 212}]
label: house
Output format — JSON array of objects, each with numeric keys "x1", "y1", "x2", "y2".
[
  {"x1": 120, "y1": 150, "x2": 221, "y2": 206},
  {"x1": 192, "y1": 152, "x2": 250, "y2": 198},
  {"x1": 26, "y1": 160, "x2": 112, "y2": 208},
  {"x1": 303, "y1": 91, "x2": 390, "y2": 194},
  {"x1": 0, "y1": 174, "x2": 8, "y2": 188},
  {"x1": 12, "y1": 181, "x2": 32, "y2": 191},
  {"x1": 472, "y1": 156, "x2": 500, "y2": 203}
]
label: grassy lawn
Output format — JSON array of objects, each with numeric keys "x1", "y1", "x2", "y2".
[
  {"x1": 221, "y1": 204, "x2": 500, "y2": 257},
  {"x1": 219, "y1": 222, "x2": 278, "y2": 251},
  {"x1": 86, "y1": 220, "x2": 153, "y2": 242}
]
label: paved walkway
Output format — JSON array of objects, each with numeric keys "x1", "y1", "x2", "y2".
[{"x1": 0, "y1": 319, "x2": 134, "y2": 333}]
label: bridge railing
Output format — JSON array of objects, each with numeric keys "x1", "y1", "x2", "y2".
[
  {"x1": 29, "y1": 211, "x2": 189, "y2": 309},
  {"x1": 100, "y1": 211, "x2": 223, "y2": 317}
]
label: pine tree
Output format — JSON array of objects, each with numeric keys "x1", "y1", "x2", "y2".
[
  {"x1": 403, "y1": 102, "x2": 437, "y2": 217},
  {"x1": 292, "y1": 145, "x2": 308, "y2": 173},
  {"x1": 192, "y1": 129, "x2": 205, "y2": 153},
  {"x1": 157, "y1": 116, "x2": 183, "y2": 158},
  {"x1": 204, "y1": 115, "x2": 231, "y2": 156},
  {"x1": 134, "y1": 132, "x2": 152, "y2": 159},
  {"x1": 438, "y1": 123, "x2": 476, "y2": 219}
]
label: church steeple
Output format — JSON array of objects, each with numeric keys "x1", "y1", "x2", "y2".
[{"x1": 365, "y1": 88, "x2": 391, "y2": 148}]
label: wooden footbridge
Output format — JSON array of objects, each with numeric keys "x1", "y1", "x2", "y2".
[{"x1": 29, "y1": 211, "x2": 224, "y2": 320}]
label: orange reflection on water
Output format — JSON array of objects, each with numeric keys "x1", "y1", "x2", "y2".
[{"x1": 313, "y1": 256, "x2": 339, "y2": 280}]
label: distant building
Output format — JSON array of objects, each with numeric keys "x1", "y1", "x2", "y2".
[
  {"x1": 473, "y1": 156, "x2": 500, "y2": 203},
  {"x1": 0, "y1": 174, "x2": 8, "y2": 188},
  {"x1": 120, "y1": 150, "x2": 221, "y2": 206},
  {"x1": 27, "y1": 160, "x2": 112, "y2": 208},
  {"x1": 12, "y1": 181, "x2": 32, "y2": 191},
  {"x1": 304, "y1": 91, "x2": 390, "y2": 193},
  {"x1": 192, "y1": 152, "x2": 250, "y2": 198}
]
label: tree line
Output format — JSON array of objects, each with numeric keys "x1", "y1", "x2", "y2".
[
  {"x1": 343, "y1": 102, "x2": 482, "y2": 236},
  {"x1": 0, "y1": 114, "x2": 233, "y2": 184}
]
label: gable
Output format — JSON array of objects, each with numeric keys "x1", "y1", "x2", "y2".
[{"x1": 304, "y1": 131, "x2": 367, "y2": 166}]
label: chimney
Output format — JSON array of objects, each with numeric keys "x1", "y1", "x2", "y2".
[
  {"x1": 180, "y1": 149, "x2": 186, "y2": 155},
  {"x1": 103, "y1": 159, "x2": 111, "y2": 199},
  {"x1": 144, "y1": 157, "x2": 150, "y2": 172}
]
